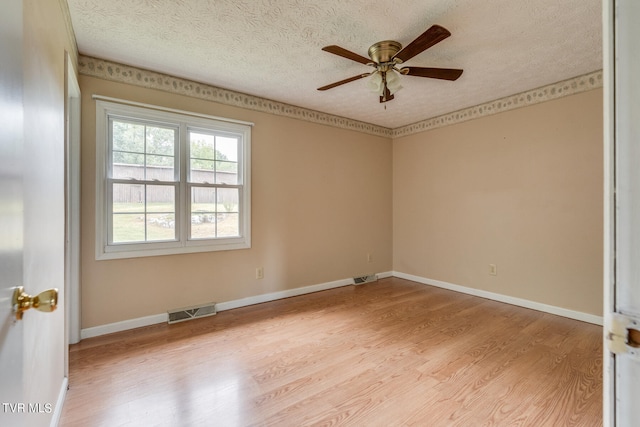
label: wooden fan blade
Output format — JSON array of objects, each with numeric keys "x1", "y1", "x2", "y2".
[
  {"x1": 317, "y1": 73, "x2": 370, "y2": 91},
  {"x1": 401, "y1": 67, "x2": 463, "y2": 81},
  {"x1": 393, "y1": 25, "x2": 451, "y2": 63},
  {"x1": 322, "y1": 45, "x2": 372, "y2": 65}
]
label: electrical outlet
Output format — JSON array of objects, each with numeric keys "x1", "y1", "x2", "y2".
[
  {"x1": 367, "y1": 253, "x2": 373, "y2": 263},
  {"x1": 256, "y1": 267, "x2": 264, "y2": 279},
  {"x1": 489, "y1": 264, "x2": 497, "y2": 276}
]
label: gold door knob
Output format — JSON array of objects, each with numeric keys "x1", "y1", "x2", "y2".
[{"x1": 12, "y1": 286, "x2": 58, "y2": 320}]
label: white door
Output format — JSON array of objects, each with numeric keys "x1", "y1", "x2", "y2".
[
  {"x1": 0, "y1": 1, "x2": 26, "y2": 426},
  {"x1": 1, "y1": 2, "x2": 67, "y2": 426},
  {"x1": 604, "y1": 0, "x2": 640, "y2": 425}
]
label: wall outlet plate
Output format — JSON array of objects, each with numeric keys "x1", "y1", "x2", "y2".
[{"x1": 489, "y1": 264, "x2": 497, "y2": 276}]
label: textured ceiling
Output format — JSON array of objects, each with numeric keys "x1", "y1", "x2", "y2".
[{"x1": 66, "y1": 0, "x2": 602, "y2": 129}]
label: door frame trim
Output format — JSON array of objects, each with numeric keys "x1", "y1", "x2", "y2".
[
  {"x1": 64, "y1": 52, "x2": 81, "y2": 350},
  {"x1": 602, "y1": 0, "x2": 615, "y2": 424}
]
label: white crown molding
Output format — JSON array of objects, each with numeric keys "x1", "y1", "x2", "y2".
[{"x1": 78, "y1": 55, "x2": 601, "y2": 139}]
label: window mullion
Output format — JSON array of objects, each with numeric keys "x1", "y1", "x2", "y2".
[
  {"x1": 106, "y1": 176, "x2": 114, "y2": 245},
  {"x1": 180, "y1": 122, "x2": 189, "y2": 245}
]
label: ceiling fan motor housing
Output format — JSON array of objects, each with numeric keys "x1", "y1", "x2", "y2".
[{"x1": 368, "y1": 40, "x2": 403, "y2": 65}]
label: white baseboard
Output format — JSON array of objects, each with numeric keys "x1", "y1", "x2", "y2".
[
  {"x1": 393, "y1": 271, "x2": 603, "y2": 325},
  {"x1": 80, "y1": 272, "x2": 393, "y2": 340},
  {"x1": 50, "y1": 377, "x2": 68, "y2": 427},
  {"x1": 215, "y1": 277, "x2": 354, "y2": 311},
  {"x1": 81, "y1": 313, "x2": 168, "y2": 340},
  {"x1": 377, "y1": 271, "x2": 394, "y2": 279}
]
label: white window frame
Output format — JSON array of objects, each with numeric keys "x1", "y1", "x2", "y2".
[{"x1": 95, "y1": 98, "x2": 252, "y2": 260}]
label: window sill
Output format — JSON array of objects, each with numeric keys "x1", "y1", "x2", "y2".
[{"x1": 96, "y1": 238, "x2": 251, "y2": 260}]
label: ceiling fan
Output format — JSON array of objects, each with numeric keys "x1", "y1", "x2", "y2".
[{"x1": 317, "y1": 25, "x2": 463, "y2": 103}]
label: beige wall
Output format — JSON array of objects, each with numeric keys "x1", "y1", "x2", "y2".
[
  {"x1": 80, "y1": 73, "x2": 603, "y2": 328},
  {"x1": 393, "y1": 89, "x2": 603, "y2": 316},
  {"x1": 23, "y1": 0, "x2": 77, "y2": 423},
  {"x1": 80, "y1": 76, "x2": 393, "y2": 328}
]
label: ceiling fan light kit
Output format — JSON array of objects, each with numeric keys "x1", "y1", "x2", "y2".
[
  {"x1": 367, "y1": 71, "x2": 383, "y2": 93},
  {"x1": 318, "y1": 24, "x2": 463, "y2": 104}
]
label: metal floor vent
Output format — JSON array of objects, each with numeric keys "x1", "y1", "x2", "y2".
[
  {"x1": 353, "y1": 274, "x2": 378, "y2": 285},
  {"x1": 168, "y1": 302, "x2": 217, "y2": 324}
]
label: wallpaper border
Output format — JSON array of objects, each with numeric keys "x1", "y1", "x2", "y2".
[
  {"x1": 392, "y1": 70, "x2": 603, "y2": 138},
  {"x1": 78, "y1": 55, "x2": 601, "y2": 138},
  {"x1": 78, "y1": 55, "x2": 392, "y2": 138}
]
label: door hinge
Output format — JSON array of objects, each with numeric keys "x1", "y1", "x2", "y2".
[{"x1": 606, "y1": 313, "x2": 640, "y2": 358}]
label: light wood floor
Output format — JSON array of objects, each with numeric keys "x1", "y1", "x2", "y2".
[{"x1": 60, "y1": 277, "x2": 602, "y2": 426}]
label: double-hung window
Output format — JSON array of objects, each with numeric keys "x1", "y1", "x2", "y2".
[{"x1": 95, "y1": 99, "x2": 252, "y2": 259}]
